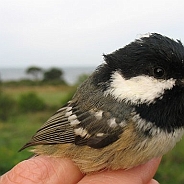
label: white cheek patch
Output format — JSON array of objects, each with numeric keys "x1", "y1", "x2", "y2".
[
  {"x1": 104, "y1": 71, "x2": 176, "y2": 104},
  {"x1": 137, "y1": 33, "x2": 152, "y2": 39}
]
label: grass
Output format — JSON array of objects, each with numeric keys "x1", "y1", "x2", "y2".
[
  {"x1": 0, "y1": 112, "x2": 46, "y2": 174},
  {"x1": 0, "y1": 84, "x2": 184, "y2": 183},
  {"x1": 0, "y1": 84, "x2": 75, "y2": 174}
]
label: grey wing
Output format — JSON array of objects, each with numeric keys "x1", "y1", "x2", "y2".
[{"x1": 20, "y1": 98, "x2": 125, "y2": 151}]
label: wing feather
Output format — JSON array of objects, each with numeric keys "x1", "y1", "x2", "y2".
[
  {"x1": 20, "y1": 90, "x2": 126, "y2": 151},
  {"x1": 19, "y1": 105, "x2": 75, "y2": 151}
]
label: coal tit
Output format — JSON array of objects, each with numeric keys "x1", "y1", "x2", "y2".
[{"x1": 20, "y1": 33, "x2": 184, "y2": 173}]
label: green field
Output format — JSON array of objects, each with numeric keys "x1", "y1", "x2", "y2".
[{"x1": 0, "y1": 84, "x2": 184, "y2": 183}]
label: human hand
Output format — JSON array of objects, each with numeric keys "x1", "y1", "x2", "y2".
[{"x1": 0, "y1": 156, "x2": 161, "y2": 184}]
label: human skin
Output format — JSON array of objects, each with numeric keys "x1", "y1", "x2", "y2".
[{"x1": 0, "y1": 156, "x2": 161, "y2": 184}]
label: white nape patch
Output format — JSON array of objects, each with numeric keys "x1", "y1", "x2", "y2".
[
  {"x1": 137, "y1": 33, "x2": 152, "y2": 39},
  {"x1": 108, "y1": 118, "x2": 118, "y2": 128},
  {"x1": 105, "y1": 71, "x2": 176, "y2": 105},
  {"x1": 94, "y1": 110, "x2": 103, "y2": 120},
  {"x1": 68, "y1": 115, "x2": 80, "y2": 126},
  {"x1": 74, "y1": 127, "x2": 90, "y2": 138}
]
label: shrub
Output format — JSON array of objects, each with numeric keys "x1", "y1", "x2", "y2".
[
  {"x1": 43, "y1": 68, "x2": 63, "y2": 81},
  {"x1": 18, "y1": 92, "x2": 46, "y2": 112},
  {"x1": 26, "y1": 66, "x2": 43, "y2": 81}
]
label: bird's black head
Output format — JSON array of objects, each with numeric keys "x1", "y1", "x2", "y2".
[
  {"x1": 92, "y1": 33, "x2": 184, "y2": 132},
  {"x1": 93, "y1": 33, "x2": 184, "y2": 97},
  {"x1": 104, "y1": 33, "x2": 184, "y2": 80}
]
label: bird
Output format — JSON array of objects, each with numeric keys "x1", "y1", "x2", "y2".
[{"x1": 20, "y1": 33, "x2": 184, "y2": 173}]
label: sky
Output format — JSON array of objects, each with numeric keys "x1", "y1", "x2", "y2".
[{"x1": 1, "y1": 0, "x2": 184, "y2": 68}]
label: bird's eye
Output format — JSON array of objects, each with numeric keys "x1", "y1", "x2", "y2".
[{"x1": 153, "y1": 67, "x2": 165, "y2": 78}]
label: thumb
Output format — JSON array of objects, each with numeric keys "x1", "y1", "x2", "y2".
[{"x1": 0, "y1": 156, "x2": 84, "y2": 184}]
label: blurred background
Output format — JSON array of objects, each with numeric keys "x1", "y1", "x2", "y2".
[{"x1": 0, "y1": 1, "x2": 184, "y2": 183}]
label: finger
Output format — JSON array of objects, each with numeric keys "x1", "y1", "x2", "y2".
[
  {"x1": 78, "y1": 157, "x2": 161, "y2": 184},
  {"x1": 0, "y1": 156, "x2": 84, "y2": 184}
]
